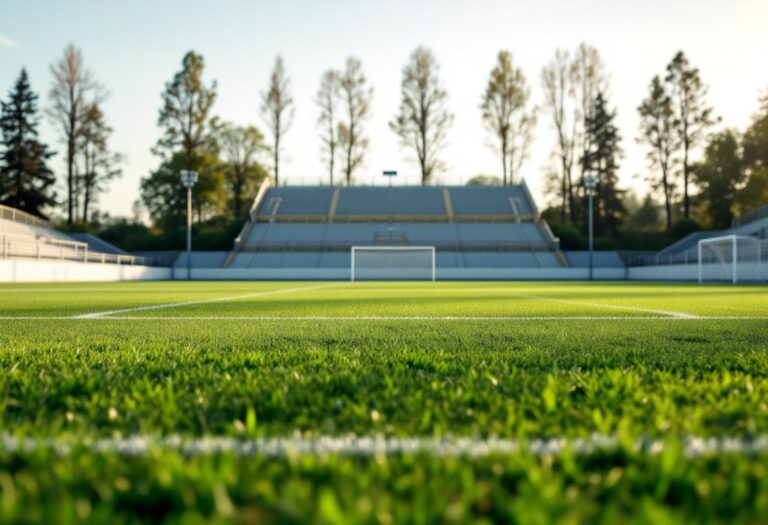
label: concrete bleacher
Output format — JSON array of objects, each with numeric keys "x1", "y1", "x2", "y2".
[
  {"x1": 0, "y1": 205, "x2": 146, "y2": 266},
  {"x1": 335, "y1": 187, "x2": 446, "y2": 216},
  {"x1": 221, "y1": 180, "x2": 568, "y2": 273},
  {"x1": 450, "y1": 186, "x2": 535, "y2": 216}
]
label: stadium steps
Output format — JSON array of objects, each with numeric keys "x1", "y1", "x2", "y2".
[
  {"x1": 223, "y1": 179, "x2": 272, "y2": 268},
  {"x1": 328, "y1": 189, "x2": 341, "y2": 222},
  {"x1": 443, "y1": 188, "x2": 454, "y2": 221}
]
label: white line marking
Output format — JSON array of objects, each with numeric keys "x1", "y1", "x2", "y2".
[
  {"x1": 2, "y1": 433, "x2": 768, "y2": 458},
  {"x1": 71, "y1": 284, "x2": 342, "y2": 319},
  {"x1": 509, "y1": 292, "x2": 699, "y2": 318},
  {"x1": 1, "y1": 315, "x2": 767, "y2": 321}
]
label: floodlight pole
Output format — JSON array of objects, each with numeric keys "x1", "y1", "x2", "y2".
[
  {"x1": 383, "y1": 170, "x2": 397, "y2": 188},
  {"x1": 585, "y1": 173, "x2": 598, "y2": 281},
  {"x1": 180, "y1": 170, "x2": 199, "y2": 281}
]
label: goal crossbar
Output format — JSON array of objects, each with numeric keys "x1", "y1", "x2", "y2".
[{"x1": 351, "y1": 246, "x2": 436, "y2": 282}]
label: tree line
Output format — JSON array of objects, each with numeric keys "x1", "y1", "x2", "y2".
[{"x1": 2, "y1": 43, "x2": 767, "y2": 240}]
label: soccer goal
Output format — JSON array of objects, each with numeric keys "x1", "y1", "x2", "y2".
[
  {"x1": 351, "y1": 246, "x2": 436, "y2": 281},
  {"x1": 698, "y1": 235, "x2": 767, "y2": 283}
]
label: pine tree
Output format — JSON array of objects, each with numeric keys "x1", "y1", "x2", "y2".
[
  {"x1": 581, "y1": 92, "x2": 625, "y2": 235},
  {"x1": 0, "y1": 70, "x2": 56, "y2": 218}
]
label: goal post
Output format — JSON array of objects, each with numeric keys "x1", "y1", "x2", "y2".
[
  {"x1": 698, "y1": 235, "x2": 764, "y2": 283},
  {"x1": 351, "y1": 246, "x2": 436, "y2": 281}
]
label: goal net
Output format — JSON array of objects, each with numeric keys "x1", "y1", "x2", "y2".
[
  {"x1": 698, "y1": 235, "x2": 767, "y2": 283},
  {"x1": 351, "y1": 246, "x2": 436, "y2": 281}
]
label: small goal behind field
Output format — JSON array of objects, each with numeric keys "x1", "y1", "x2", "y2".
[
  {"x1": 351, "y1": 246, "x2": 436, "y2": 281},
  {"x1": 698, "y1": 235, "x2": 768, "y2": 283}
]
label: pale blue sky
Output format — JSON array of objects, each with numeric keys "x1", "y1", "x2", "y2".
[{"x1": 2, "y1": 0, "x2": 767, "y2": 218}]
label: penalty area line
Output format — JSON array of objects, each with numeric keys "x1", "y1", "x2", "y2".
[
  {"x1": 2, "y1": 433, "x2": 768, "y2": 459},
  {"x1": 70, "y1": 283, "x2": 343, "y2": 319},
  {"x1": 1, "y1": 315, "x2": 767, "y2": 321},
  {"x1": 509, "y1": 292, "x2": 699, "y2": 319}
]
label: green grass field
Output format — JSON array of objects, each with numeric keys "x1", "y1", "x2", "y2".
[{"x1": 1, "y1": 281, "x2": 768, "y2": 524}]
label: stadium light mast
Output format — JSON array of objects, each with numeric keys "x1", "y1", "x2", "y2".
[
  {"x1": 180, "y1": 170, "x2": 199, "y2": 281},
  {"x1": 584, "y1": 173, "x2": 598, "y2": 281},
  {"x1": 383, "y1": 170, "x2": 397, "y2": 187}
]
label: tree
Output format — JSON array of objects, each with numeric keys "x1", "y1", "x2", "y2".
[
  {"x1": 141, "y1": 51, "x2": 223, "y2": 226},
  {"x1": 693, "y1": 130, "x2": 744, "y2": 229},
  {"x1": 665, "y1": 51, "x2": 717, "y2": 219},
  {"x1": 260, "y1": 56, "x2": 294, "y2": 185},
  {"x1": 466, "y1": 175, "x2": 502, "y2": 186},
  {"x1": 0, "y1": 70, "x2": 56, "y2": 218},
  {"x1": 572, "y1": 44, "x2": 609, "y2": 198},
  {"x1": 627, "y1": 194, "x2": 664, "y2": 231},
  {"x1": 217, "y1": 123, "x2": 268, "y2": 220},
  {"x1": 638, "y1": 75, "x2": 679, "y2": 230},
  {"x1": 77, "y1": 102, "x2": 121, "y2": 222},
  {"x1": 337, "y1": 58, "x2": 373, "y2": 185},
  {"x1": 48, "y1": 44, "x2": 103, "y2": 224},
  {"x1": 740, "y1": 93, "x2": 768, "y2": 211},
  {"x1": 480, "y1": 50, "x2": 535, "y2": 185},
  {"x1": 541, "y1": 49, "x2": 577, "y2": 223},
  {"x1": 581, "y1": 92, "x2": 625, "y2": 235},
  {"x1": 140, "y1": 152, "x2": 225, "y2": 227},
  {"x1": 154, "y1": 50, "x2": 217, "y2": 163},
  {"x1": 390, "y1": 47, "x2": 454, "y2": 185},
  {"x1": 315, "y1": 70, "x2": 341, "y2": 184}
]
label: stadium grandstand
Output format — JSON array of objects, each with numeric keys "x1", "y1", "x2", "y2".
[
  {"x1": 216, "y1": 180, "x2": 570, "y2": 278},
  {"x1": 0, "y1": 204, "x2": 149, "y2": 266}
]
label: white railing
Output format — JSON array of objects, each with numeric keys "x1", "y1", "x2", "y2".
[
  {"x1": 0, "y1": 204, "x2": 51, "y2": 228},
  {"x1": 0, "y1": 232, "x2": 148, "y2": 266}
]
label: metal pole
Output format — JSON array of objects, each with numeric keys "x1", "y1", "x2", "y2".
[
  {"x1": 187, "y1": 186, "x2": 192, "y2": 281},
  {"x1": 588, "y1": 190, "x2": 594, "y2": 281}
]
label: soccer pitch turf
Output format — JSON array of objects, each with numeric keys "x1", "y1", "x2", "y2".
[{"x1": 1, "y1": 281, "x2": 768, "y2": 524}]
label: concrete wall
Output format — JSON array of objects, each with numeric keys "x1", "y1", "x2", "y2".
[
  {"x1": 628, "y1": 262, "x2": 767, "y2": 282},
  {"x1": 0, "y1": 259, "x2": 171, "y2": 283},
  {"x1": 173, "y1": 267, "x2": 627, "y2": 281}
]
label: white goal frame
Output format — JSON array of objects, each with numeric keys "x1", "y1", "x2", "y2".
[
  {"x1": 351, "y1": 246, "x2": 436, "y2": 282},
  {"x1": 697, "y1": 235, "x2": 764, "y2": 284}
]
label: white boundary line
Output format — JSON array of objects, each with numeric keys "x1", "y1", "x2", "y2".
[
  {"x1": 3, "y1": 433, "x2": 768, "y2": 458},
  {"x1": 1, "y1": 315, "x2": 767, "y2": 321},
  {"x1": 71, "y1": 284, "x2": 342, "y2": 319},
  {"x1": 509, "y1": 292, "x2": 698, "y2": 319}
]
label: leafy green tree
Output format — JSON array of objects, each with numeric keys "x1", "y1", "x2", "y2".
[
  {"x1": 217, "y1": 123, "x2": 268, "y2": 220},
  {"x1": 692, "y1": 130, "x2": 744, "y2": 229},
  {"x1": 390, "y1": 47, "x2": 453, "y2": 185},
  {"x1": 581, "y1": 92, "x2": 625, "y2": 235},
  {"x1": 466, "y1": 175, "x2": 502, "y2": 186},
  {"x1": 315, "y1": 70, "x2": 341, "y2": 184},
  {"x1": 740, "y1": 93, "x2": 768, "y2": 211},
  {"x1": 665, "y1": 51, "x2": 717, "y2": 219},
  {"x1": 627, "y1": 194, "x2": 664, "y2": 231},
  {"x1": 0, "y1": 70, "x2": 56, "y2": 218},
  {"x1": 480, "y1": 51, "x2": 535, "y2": 185},
  {"x1": 154, "y1": 51, "x2": 217, "y2": 162},
  {"x1": 140, "y1": 152, "x2": 225, "y2": 227},
  {"x1": 77, "y1": 102, "x2": 121, "y2": 222},
  {"x1": 338, "y1": 57, "x2": 373, "y2": 185},
  {"x1": 638, "y1": 75, "x2": 679, "y2": 230},
  {"x1": 260, "y1": 56, "x2": 294, "y2": 185},
  {"x1": 142, "y1": 51, "x2": 222, "y2": 226}
]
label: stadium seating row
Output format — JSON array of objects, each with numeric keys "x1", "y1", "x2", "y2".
[
  {"x1": 255, "y1": 185, "x2": 536, "y2": 218},
  {"x1": 244, "y1": 222, "x2": 553, "y2": 249},
  {"x1": 229, "y1": 251, "x2": 562, "y2": 269}
]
